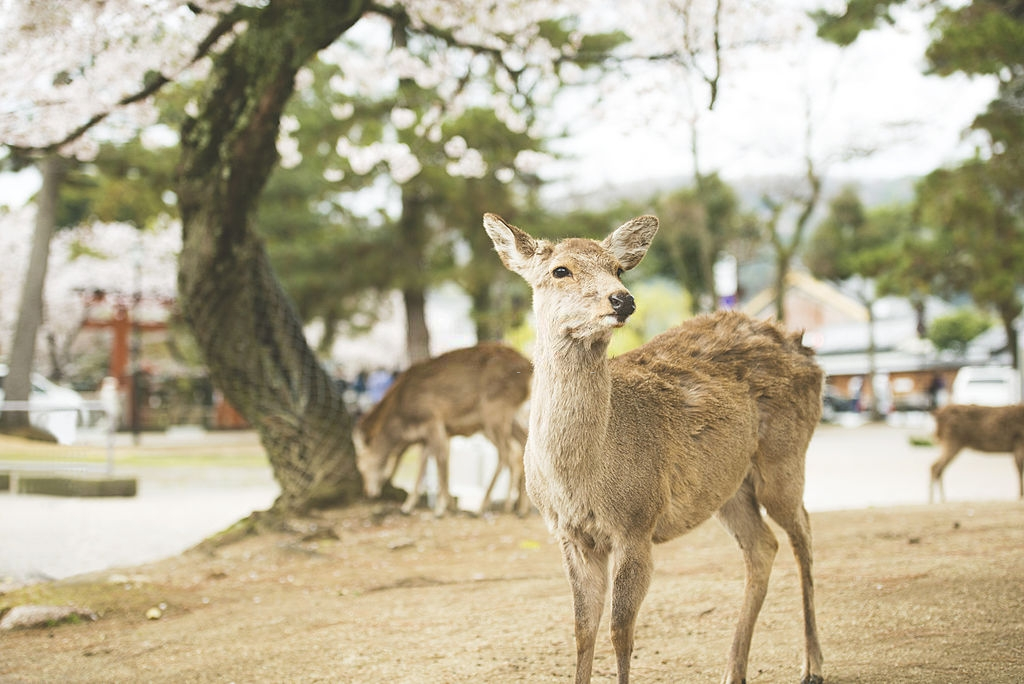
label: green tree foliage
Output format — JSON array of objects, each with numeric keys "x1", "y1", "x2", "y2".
[
  {"x1": 814, "y1": 3, "x2": 1024, "y2": 190},
  {"x1": 805, "y1": 187, "x2": 912, "y2": 418},
  {"x1": 925, "y1": 2, "x2": 1024, "y2": 78},
  {"x1": 434, "y1": 109, "x2": 545, "y2": 343},
  {"x1": 255, "y1": 59, "x2": 394, "y2": 354},
  {"x1": 805, "y1": 185, "x2": 897, "y2": 284},
  {"x1": 812, "y1": 1, "x2": 903, "y2": 47},
  {"x1": 927, "y1": 308, "x2": 992, "y2": 353},
  {"x1": 254, "y1": 17, "x2": 627, "y2": 359},
  {"x1": 56, "y1": 139, "x2": 177, "y2": 229},
  {"x1": 915, "y1": 160, "x2": 1023, "y2": 367},
  {"x1": 643, "y1": 173, "x2": 756, "y2": 310},
  {"x1": 816, "y1": 1, "x2": 1024, "y2": 368}
]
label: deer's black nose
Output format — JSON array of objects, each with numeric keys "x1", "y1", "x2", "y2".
[{"x1": 609, "y1": 291, "x2": 635, "y2": 319}]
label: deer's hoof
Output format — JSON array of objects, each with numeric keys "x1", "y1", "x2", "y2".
[{"x1": 801, "y1": 675, "x2": 824, "y2": 684}]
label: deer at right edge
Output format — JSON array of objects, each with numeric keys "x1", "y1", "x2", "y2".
[{"x1": 484, "y1": 213, "x2": 824, "y2": 684}]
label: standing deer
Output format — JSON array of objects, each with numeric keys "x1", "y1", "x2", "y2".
[
  {"x1": 484, "y1": 213, "x2": 824, "y2": 684},
  {"x1": 354, "y1": 343, "x2": 532, "y2": 516},
  {"x1": 929, "y1": 403, "x2": 1024, "y2": 503}
]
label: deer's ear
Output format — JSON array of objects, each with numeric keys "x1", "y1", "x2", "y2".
[
  {"x1": 602, "y1": 215, "x2": 659, "y2": 271},
  {"x1": 484, "y1": 213, "x2": 537, "y2": 275}
]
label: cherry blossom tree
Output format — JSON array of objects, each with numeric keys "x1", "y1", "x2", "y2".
[{"x1": 1, "y1": 0, "x2": 625, "y2": 514}]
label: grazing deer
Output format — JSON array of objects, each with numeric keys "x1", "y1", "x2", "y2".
[
  {"x1": 484, "y1": 213, "x2": 824, "y2": 684},
  {"x1": 929, "y1": 403, "x2": 1024, "y2": 503},
  {"x1": 354, "y1": 343, "x2": 532, "y2": 516}
]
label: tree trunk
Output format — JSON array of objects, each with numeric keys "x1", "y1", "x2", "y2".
[
  {"x1": 773, "y1": 253, "x2": 789, "y2": 324},
  {"x1": 403, "y1": 288, "x2": 430, "y2": 364},
  {"x1": 471, "y1": 286, "x2": 497, "y2": 342},
  {"x1": 0, "y1": 156, "x2": 66, "y2": 435},
  {"x1": 1000, "y1": 312, "x2": 1020, "y2": 371},
  {"x1": 397, "y1": 187, "x2": 431, "y2": 363},
  {"x1": 174, "y1": 0, "x2": 368, "y2": 513},
  {"x1": 865, "y1": 300, "x2": 880, "y2": 420}
]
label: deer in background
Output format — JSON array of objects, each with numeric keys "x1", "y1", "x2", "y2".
[
  {"x1": 354, "y1": 343, "x2": 532, "y2": 517},
  {"x1": 930, "y1": 403, "x2": 1024, "y2": 503},
  {"x1": 484, "y1": 213, "x2": 824, "y2": 684}
]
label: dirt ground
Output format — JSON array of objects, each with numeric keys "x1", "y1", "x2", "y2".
[{"x1": 2, "y1": 499, "x2": 1023, "y2": 683}]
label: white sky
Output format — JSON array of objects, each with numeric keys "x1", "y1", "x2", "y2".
[{"x1": 546, "y1": 16, "x2": 998, "y2": 194}]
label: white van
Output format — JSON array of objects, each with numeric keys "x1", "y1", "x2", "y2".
[{"x1": 950, "y1": 366, "x2": 1022, "y2": 406}]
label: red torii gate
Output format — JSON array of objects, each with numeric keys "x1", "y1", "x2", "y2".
[
  {"x1": 78, "y1": 290, "x2": 248, "y2": 431},
  {"x1": 80, "y1": 291, "x2": 169, "y2": 431},
  {"x1": 82, "y1": 302, "x2": 168, "y2": 384}
]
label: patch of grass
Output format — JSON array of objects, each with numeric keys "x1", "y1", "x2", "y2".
[
  {"x1": 0, "y1": 577, "x2": 179, "y2": 622},
  {"x1": 0, "y1": 434, "x2": 268, "y2": 469}
]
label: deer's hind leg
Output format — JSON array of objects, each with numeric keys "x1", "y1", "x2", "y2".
[
  {"x1": 760, "y1": 485, "x2": 824, "y2": 684},
  {"x1": 480, "y1": 418, "x2": 515, "y2": 515},
  {"x1": 477, "y1": 459, "x2": 503, "y2": 515},
  {"x1": 715, "y1": 476, "x2": 779, "y2": 684},
  {"x1": 929, "y1": 441, "x2": 962, "y2": 503},
  {"x1": 425, "y1": 421, "x2": 455, "y2": 516}
]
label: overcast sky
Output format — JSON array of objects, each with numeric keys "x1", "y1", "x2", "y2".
[{"x1": 547, "y1": 12, "x2": 997, "y2": 194}]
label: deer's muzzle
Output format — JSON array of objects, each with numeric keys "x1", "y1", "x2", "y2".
[{"x1": 609, "y1": 291, "x2": 635, "y2": 321}]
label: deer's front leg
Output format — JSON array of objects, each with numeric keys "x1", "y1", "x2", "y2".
[
  {"x1": 929, "y1": 442, "x2": 962, "y2": 504},
  {"x1": 560, "y1": 536, "x2": 609, "y2": 684},
  {"x1": 400, "y1": 448, "x2": 430, "y2": 515},
  {"x1": 609, "y1": 541, "x2": 653, "y2": 683},
  {"x1": 478, "y1": 425, "x2": 508, "y2": 515}
]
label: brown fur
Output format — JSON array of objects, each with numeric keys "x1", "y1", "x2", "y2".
[
  {"x1": 354, "y1": 343, "x2": 532, "y2": 516},
  {"x1": 485, "y1": 212, "x2": 824, "y2": 684},
  {"x1": 930, "y1": 403, "x2": 1024, "y2": 503}
]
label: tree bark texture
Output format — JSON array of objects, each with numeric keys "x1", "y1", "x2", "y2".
[
  {"x1": 1, "y1": 156, "x2": 66, "y2": 434},
  {"x1": 175, "y1": 0, "x2": 368, "y2": 512}
]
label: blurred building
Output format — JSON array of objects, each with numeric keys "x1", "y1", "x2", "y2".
[{"x1": 742, "y1": 271, "x2": 1017, "y2": 412}]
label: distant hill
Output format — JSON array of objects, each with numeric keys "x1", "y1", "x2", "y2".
[{"x1": 549, "y1": 174, "x2": 917, "y2": 213}]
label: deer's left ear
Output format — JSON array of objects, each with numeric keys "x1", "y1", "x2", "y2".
[
  {"x1": 602, "y1": 216, "x2": 659, "y2": 271},
  {"x1": 484, "y1": 213, "x2": 538, "y2": 275}
]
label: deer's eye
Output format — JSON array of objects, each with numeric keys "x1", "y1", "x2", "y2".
[{"x1": 552, "y1": 266, "x2": 572, "y2": 279}]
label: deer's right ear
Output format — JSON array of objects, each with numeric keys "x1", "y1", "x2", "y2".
[{"x1": 484, "y1": 213, "x2": 536, "y2": 275}]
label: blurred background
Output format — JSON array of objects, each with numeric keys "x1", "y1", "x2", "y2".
[{"x1": 2, "y1": 0, "x2": 1023, "y2": 579}]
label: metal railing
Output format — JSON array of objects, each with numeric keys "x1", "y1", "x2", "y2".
[{"x1": 0, "y1": 400, "x2": 116, "y2": 476}]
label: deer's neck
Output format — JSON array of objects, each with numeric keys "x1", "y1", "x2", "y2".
[{"x1": 529, "y1": 331, "x2": 613, "y2": 466}]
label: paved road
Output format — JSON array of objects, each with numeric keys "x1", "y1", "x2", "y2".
[
  {"x1": 0, "y1": 430, "x2": 278, "y2": 584},
  {"x1": 1, "y1": 419, "x2": 1021, "y2": 584},
  {"x1": 804, "y1": 419, "x2": 1021, "y2": 510}
]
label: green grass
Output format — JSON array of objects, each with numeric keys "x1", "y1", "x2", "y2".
[{"x1": 0, "y1": 434, "x2": 269, "y2": 469}]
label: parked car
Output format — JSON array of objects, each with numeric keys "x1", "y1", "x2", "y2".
[
  {"x1": 0, "y1": 364, "x2": 85, "y2": 445},
  {"x1": 821, "y1": 384, "x2": 858, "y2": 423},
  {"x1": 950, "y1": 365, "x2": 1021, "y2": 407}
]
